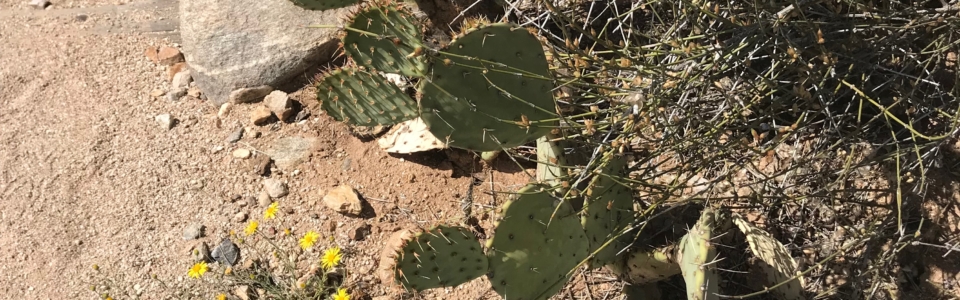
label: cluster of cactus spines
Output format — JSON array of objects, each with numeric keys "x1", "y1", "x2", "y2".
[
  {"x1": 581, "y1": 152, "x2": 636, "y2": 268},
  {"x1": 389, "y1": 225, "x2": 488, "y2": 291},
  {"x1": 288, "y1": 0, "x2": 360, "y2": 10},
  {"x1": 732, "y1": 216, "x2": 806, "y2": 300},
  {"x1": 622, "y1": 244, "x2": 681, "y2": 284},
  {"x1": 678, "y1": 208, "x2": 720, "y2": 300},
  {"x1": 419, "y1": 23, "x2": 558, "y2": 152},
  {"x1": 341, "y1": 3, "x2": 428, "y2": 77},
  {"x1": 315, "y1": 68, "x2": 417, "y2": 126},
  {"x1": 485, "y1": 184, "x2": 589, "y2": 300}
]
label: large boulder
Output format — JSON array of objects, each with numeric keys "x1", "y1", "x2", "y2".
[{"x1": 180, "y1": 0, "x2": 354, "y2": 105}]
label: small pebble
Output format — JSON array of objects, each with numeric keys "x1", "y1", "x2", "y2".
[
  {"x1": 257, "y1": 190, "x2": 272, "y2": 207},
  {"x1": 226, "y1": 127, "x2": 244, "y2": 143},
  {"x1": 155, "y1": 114, "x2": 174, "y2": 130},
  {"x1": 263, "y1": 178, "x2": 288, "y2": 198},
  {"x1": 232, "y1": 148, "x2": 251, "y2": 159},
  {"x1": 182, "y1": 223, "x2": 205, "y2": 240},
  {"x1": 218, "y1": 103, "x2": 232, "y2": 119},
  {"x1": 233, "y1": 212, "x2": 248, "y2": 223}
]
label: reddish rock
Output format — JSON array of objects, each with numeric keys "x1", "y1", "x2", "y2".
[{"x1": 157, "y1": 46, "x2": 184, "y2": 66}]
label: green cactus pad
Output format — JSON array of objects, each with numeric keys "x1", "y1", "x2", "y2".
[
  {"x1": 389, "y1": 225, "x2": 487, "y2": 291},
  {"x1": 342, "y1": 3, "x2": 427, "y2": 76},
  {"x1": 486, "y1": 184, "x2": 589, "y2": 300},
  {"x1": 288, "y1": 0, "x2": 359, "y2": 10},
  {"x1": 581, "y1": 152, "x2": 635, "y2": 268},
  {"x1": 678, "y1": 208, "x2": 719, "y2": 300},
  {"x1": 623, "y1": 244, "x2": 681, "y2": 284},
  {"x1": 315, "y1": 68, "x2": 417, "y2": 126},
  {"x1": 733, "y1": 216, "x2": 806, "y2": 300},
  {"x1": 420, "y1": 23, "x2": 558, "y2": 151}
]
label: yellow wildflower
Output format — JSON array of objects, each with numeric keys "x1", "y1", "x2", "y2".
[
  {"x1": 216, "y1": 294, "x2": 227, "y2": 300},
  {"x1": 332, "y1": 288, "x2": 350, "y2": 300},
  {"x1": 264, "y1": 202, "x2": 279, "y2": 219},
  {"x1": 321, "y1": 246, "x2": 342, "y2": 270},
  {"x1": 244, "y1": 221, "x2": 258, "y2": 236},
  {"x1": 188, "y1": 262, "x2": 208, "y2": 279},
  {"x1": 299, "y1": 230, "x2": 320, "y2": 250},
  {"x1": 284, "y1": 228, "x2": 291, "y2": 236}
]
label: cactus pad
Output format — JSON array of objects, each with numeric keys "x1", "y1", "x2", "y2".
[
  {"x1": 315, "y1": 68, "x2": 417, "y2": 126},
  {"x1": 288, "y1": 0, "x2": 359, "y2": 10},
  {"x1": 678, "y1": 208, "x2": 719, "y2": 300},
  {"x1": 420, "y1": 23, "x2": 558, "y2": 151},
  {"x1": 622, "y1": 244, "x2": 680, "y2": 284},
  {"x1": 486, "y1": 184, "x2": 589, "y2": 300},
  {"x1": 581, "y1": 152, "x2": 635, "y2": 268},
  {"x1": 388, "y1": 225, "x2": 487, "y2": 291},
  {"x1": 535, "y1": 135, "x2": 567, "y2": 188},
  {"x1": 377, "y1": 117, "x2": 447, "y2": 153},
  {"x1": 733, "y1": 216, "x2": 806, "y2": 300},
  {"x1": 342, "y1": 3, "x2": 427, "y2": 76}
]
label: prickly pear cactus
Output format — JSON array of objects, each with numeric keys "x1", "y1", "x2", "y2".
[
  {"x1": 622, "y1": 244, "x2": 681, "y2": 284},
  {"x1": 733, "y1": 216, "x2": 806, "y2": 300},
  {"x1": 377, "y1": 117, "x2": 446, "y2": 153},
  {"x1": 419, "y1": 23, "x2": 558, "y2": 151},
  {"x1": 536, "y1": 135, "x2": 567, "y2": 188},
  {"x1": 581, "y1": 152, "x2": 635, "y2": 268},
  {"x1": 341, "y1": 3, "x2": 427, "y2": 76},
  {"x1": 315, "y1": 68, "x2": 417, "y2": 126},
  {"x1": 678, "y1": 208, "x2": 719, "y2": 300},
  {"x1": 288, "y1": 0, "x2": 360, "y2": 10},
  {"x1": 486, "y1": 184, "x2": 589, "y2": 300},
  {"x1": 386, "y1": 225, "x2": 487, "y2": 291}
]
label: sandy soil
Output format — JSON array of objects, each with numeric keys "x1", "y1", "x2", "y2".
[{"x1": 0, "y1": 1, "x2": 536, "y2": 299}]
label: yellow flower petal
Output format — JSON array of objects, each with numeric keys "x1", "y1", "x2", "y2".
[
  {"x1": 264, "y1": 202, "x2": 279, "y2": 220},
  {"x1": 299, "y1": 230, "x2": 320, "y2": 250},
  {"x1": 244, "y1": 221, "x2": 259, "y2": 236},
  {"x1": 321, "y1": 247, "x2": 342, "y2": 270},
  {"x1": 188, "y1": 262, "x2": 208, "y2": 279},
  {"x1": 332, "y1": 288, "x2": 350, "y2": 300}
]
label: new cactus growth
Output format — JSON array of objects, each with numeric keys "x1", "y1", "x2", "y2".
[
  {"x1": 581, "y1": 152, "x2": 635, "y2": 268},
  {"x1": 486, "y1": 184, "x2": 589, "y2": 300},
  {"x1": 419, "y1": 23, "x2": 558, "y2": 151},
  {"x1": 733, "y1": 216, "x2": 806, "y2": 300},
  {"x1": 341, "y1": 3, "x2": 428, "y2": 76},
  {"x1": 287, "y1": 0, "x2": 360, "y2": 10},
  {"x1": 315, "y1": 68, "x2": 418, "y2": 126},
  {"x1": 386, "y1": 225, "x2": 487, "y2": 291},
  {"x1": 678, "y1": 208, "x2": 719, "y2": 300},
  {"x1": 535, "y1": 135, "x2": 567, "y2": 188}
]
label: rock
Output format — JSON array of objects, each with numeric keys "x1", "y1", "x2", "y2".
[
  {"x1": 252, "y1": 155, "x2": 272, "y2": 176},
  {"x1": 144, "y1": 46, "x2": 159, "y2": 63},
  {"x1": 229, "y1": 85, "x2": 274, "y2": 104},
  {"x1": 266, "y1": 137, "x2": 317, "y2": 170},
  {"x1": 263, "y1": 178, "x2": 288, "y2": 198},
  {"x1": 232, "y1": 148, "x2": 251, "y2": 159},
  {"x1": 351, "y1": 223, "x2": 372, "y2": 241},
  {"x1": 211, "y1": 239, "x2": 240, "y2": 266},
  {"x1": 233, "y1": 212, "x2": 248, "y2": 223},
  {"x1": 193, "y1": 242, "x2": 212, "y2": 262},
  {"x1": 226, "y1": 127, "x2": 244, "y2": 143},
  {"x1": 155, "y1": 114, "x2": 175, "y2": 130},
  {"x1": 179, "y1": 0, "x2": 352, "y2": 105},
  {"x1": 172, "y1": 70, "x2": 193, "y2": 90},
  {"x1": 167, "y1": 62, "x2": 187, "y2": 82},
  {"x1": 250, "y1": 105, "x2": 274, "y2": 126},
  {"x1": 258, "y1": 190, "x2": 272, "y2": 207},
  {"x1": 234, "y1": 285, "x2": 251, "y2": 300},
  {"x1": 244, "y1": 127, "x2": 261, "y2": 139},
  {"x1": 263, "y1": 90, "x2": 295, "y2": 121},
  {"x1": 149, "y1": 89, "x2": 165, "y2": 98},
  {"x1": 217, "y1": 103, "x2": 232, "y2": 119},
  {"x1": 165, "y1": 88, "x2": 187, "y2": 102},
  {"x1": 187, "y1": 86, "x2": 202, "y2": 98},
  {"x1": 29, "y1": 0, "x2": 49, "y2": 9},
  {"x1": 157, "y1": 46, "x2": 184, "y2": 66},
  {"x1": 322, "y1": 185, "x2": 363, "y2": 216},
  {"x1": 182, "y1": 223, "x2": 205, "y2": 240}
]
